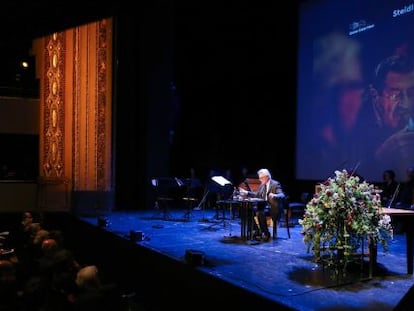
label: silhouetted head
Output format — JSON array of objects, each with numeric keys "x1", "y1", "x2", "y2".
[
  {"x1": 383, "y1": 169, "x2": 396, "y2": 181},
  {"x1": 76, "y1": 265, "x2": 101, "y2": 289},
  {"x1": 406, "y1": 166, "x2": 414, "y2": 180}
]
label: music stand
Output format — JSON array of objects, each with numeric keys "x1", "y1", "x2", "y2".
[
  {"x1": 201, "y1": 176, "x2": 234, "y2": 230},
  {"x1": 211, "y1": 176, "x2": 232, "y2": 187}
]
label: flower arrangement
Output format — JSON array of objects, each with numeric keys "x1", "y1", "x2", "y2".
[{"x1": 299, "y1": 169, "x2": 393, "y2": 277}]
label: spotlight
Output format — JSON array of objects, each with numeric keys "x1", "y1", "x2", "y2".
[{"x1": 20, "y1": 61, "x2": 29, "y2": 69}]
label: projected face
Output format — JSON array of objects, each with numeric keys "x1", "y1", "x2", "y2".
[
  {"x1": 373, "y1": 54, "x2": 414, "y2": 132},
  {"x1": 374, "y1": 62, "x2": 414, "y2": 181},
  {"x1": 296, "y1": 0, "x2": 414, "y2": 182},
  {"x1": 379, "y1": 70, "x2": 414, "y2": 130}
]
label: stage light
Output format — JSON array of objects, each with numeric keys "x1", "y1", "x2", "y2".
[
  {"x1": 97, "y1": 217, "x2": 108, "y2": 228},
  {"x1": 20, "y1": 61, "x2": 29, "y2": 69}
]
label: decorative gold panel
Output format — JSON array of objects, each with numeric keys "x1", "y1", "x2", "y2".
[
  {"x1": 43, "y1": 32, "x2": 65, "y2": 178},
  {"x1": 37, "y1": 18, "x2": 113, "y2": 211}
]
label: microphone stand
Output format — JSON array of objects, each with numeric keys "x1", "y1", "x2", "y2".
[
  {"x1": 350, "y1": 161, "x2": 361, "y2": 176},
  {"x1": 197, "y1": 189, "x2": 211, "y2": 222},
  {"x1": 387, "y1": 183, "x2": 400, "y2": 208}
]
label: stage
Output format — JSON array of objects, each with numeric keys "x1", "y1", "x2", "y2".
[{"x1": 70, "y1": 205, "x2": 413, "y2": 311}]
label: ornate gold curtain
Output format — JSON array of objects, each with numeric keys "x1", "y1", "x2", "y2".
[{"x1": 34, "y1": 18, "x2": 113, "y2": 211}]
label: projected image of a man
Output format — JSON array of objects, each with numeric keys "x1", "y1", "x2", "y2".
[
  {"x1": 372, "y1": 54, "x2": 414, "y2": 133},
  {"x1": 373, "y1": 54, "x2": 414, "y2": 178}
]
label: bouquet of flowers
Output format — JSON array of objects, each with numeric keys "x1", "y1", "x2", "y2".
[{"x1": 299, "y1": 169, "x2": 393, "y2": 277}]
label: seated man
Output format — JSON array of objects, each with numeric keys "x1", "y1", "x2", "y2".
[
  {"x1": 396, "y1": 166, "x2": 414, "y2": 210},
  {"x1": 73, "y1": 265, "x2": 121, "y2": 311},
  {"x1": 239, "y1": 168, "x2": 286, "y2": 241}
]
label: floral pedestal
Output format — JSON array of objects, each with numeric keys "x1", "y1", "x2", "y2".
[{"x1": 299, "y1": 170, "x2": 393, "y2": 279}]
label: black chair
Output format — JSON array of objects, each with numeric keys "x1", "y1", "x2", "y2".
[
  {"x1": 287, "y1": 192, "x2": 311, "y2": 225},
  {"x1": 151, "y1": 178, "x2": 179, "y2": 220},
  {"x1": 266, "y1": 196, "x2": 290, "y2": 239}
]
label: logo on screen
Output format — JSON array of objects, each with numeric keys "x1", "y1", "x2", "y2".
[
  {"x1": 349, "y1": 19, "x2": 374, "y2": 36},
  {"x1": 393, "y1": 3, "x2": 414, "y2": 18}
]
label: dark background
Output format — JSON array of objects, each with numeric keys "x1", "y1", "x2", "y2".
[
  {"x1": 171, "y1": 2, "x2": 299, "y2": 175},
  {"x1": 0, "y1": 1, "x2": 304, "y2": 209}
]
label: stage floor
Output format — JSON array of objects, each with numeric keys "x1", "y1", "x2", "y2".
[{"x1": 79, "y1": 206, "x2": 413, "y2": 311}]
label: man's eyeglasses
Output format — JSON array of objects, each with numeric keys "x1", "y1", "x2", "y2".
[{"x1": 382, "y1": 88, "x2": 414, "y2": 104}]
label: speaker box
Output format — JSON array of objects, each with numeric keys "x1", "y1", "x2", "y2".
[
  {"x1": 185, "y1": 249, "x2": 205, "y2": 266},
  {"x1": 129, "y1": 230, "x2": 144, "y2": 242}
]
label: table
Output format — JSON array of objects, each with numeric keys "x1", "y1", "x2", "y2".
[
  {"x1": 218, "y1": 198, "x2": 266, "y2": 241},
  {"x1": 216, "y1": 199, "x2": 242, "y2": 237},
  {"x1": 217, "y1": 197, "x2": 292, "y2": 242},
  {"x1": 379, "y1": 207, "x2": 414, "y2": 274}
]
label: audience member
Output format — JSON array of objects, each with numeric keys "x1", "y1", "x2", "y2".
[
  {"x1": 0, "y1": 259, "x2": 20, "y2": 310},
  {"x1": 36, "y1": 238, "x2": 60, "y2": 275},
  {"x1": 21, "y1": 238, "x2": 60, "y2": 311},
  {"x1": 50, "y1": 248, "x2": 81, "y2": 296},
  {"x1": 72, "y1": 265, "x2": 121, "y2": 311},
  {"x1": 33, "y1": 229, "x2": 50, "y2": 247},
  {"x1": 23, "y1": 222, "x2": 49, "y2": 264},
  {"x1": 239, "y1": 168, "x2": 286, "y2": 241},
  {"x1": 13, "y1": 211, "x2": 34, "y2": 249},
  {"x1": 0, "y1": 212, "x2": 130, "y2": 311}
]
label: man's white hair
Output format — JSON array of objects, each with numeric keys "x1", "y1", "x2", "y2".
[{"x1": 257, "y1": 168, "x2": 271, "y2": 179}]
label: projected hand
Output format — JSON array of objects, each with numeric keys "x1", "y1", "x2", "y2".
[{"x1": 376, "y1": 130, "x2": 414, "y2": 163}]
